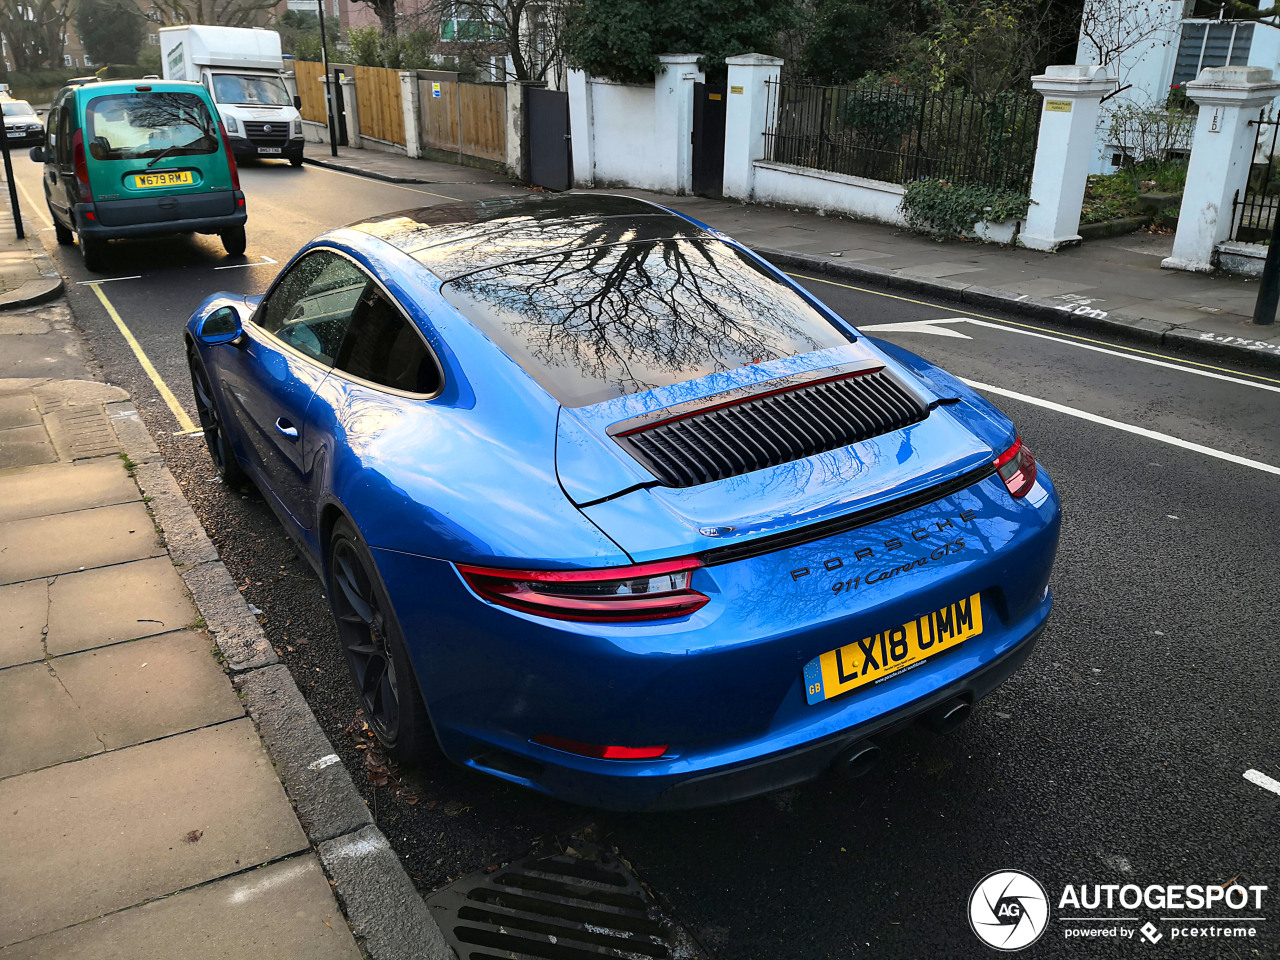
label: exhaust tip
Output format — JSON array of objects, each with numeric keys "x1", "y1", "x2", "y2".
[
  {"x1": 922, "y1": 698, "x2": 972, "y2": 734},
  {"x1": 836, "y1": 740, "x2": 882, "y2": 779}
]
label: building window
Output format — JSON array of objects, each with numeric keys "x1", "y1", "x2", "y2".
[
  {"x1": 148, "y1": 33, "x2": 159, "y2": 45},
  {"x1": 64, "y1": 54, "x2": 72, "y2": 67},
  {"x1": 1173, "y1": 21, "x2": 1254, "y2": 86}
]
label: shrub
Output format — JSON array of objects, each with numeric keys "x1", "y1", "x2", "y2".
[
  {"x1": 901, "y1": 178, "x2": 1030, "y2": 238},
  {"x1": 1107, "y1": 98, "x2": 1195, "y2": 165},
  {"x1": 1080, "y1": 172, "x2": 1141, "y2": 224}
]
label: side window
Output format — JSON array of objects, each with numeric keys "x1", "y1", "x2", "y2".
[
  {"x1": 55, "y1": 104, "x2": 72, "y2": 166},
  {"x1": 335, "y1": 287, "x2": 440, "y2": 395},
  {"x1": 256, "y1": 250, "x2": 368, "y2": 365}
]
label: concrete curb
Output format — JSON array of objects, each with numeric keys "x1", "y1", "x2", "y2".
[
  {"x1": 0, "y1": 231, "x2": 68, "y2": 311},
  {"x1": 303, "y1": 155, "x2": 433, "y2": 184},
  {"x1": 107, "y1": 401, "x2": 456, "y2": 960},
  {"x1": 754, "y1": 247, "x2": 1280, "y2": 371}
]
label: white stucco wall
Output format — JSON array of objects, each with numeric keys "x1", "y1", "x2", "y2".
[
  {"x1": 752, "y1": 161, "x2": 909, "y2": 227},
  {"x1": 587, "y1": 81, "x2": 661, "y2": 188}
]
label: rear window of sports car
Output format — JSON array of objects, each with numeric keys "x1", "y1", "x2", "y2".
[{"x1": 440, "y1": 238, "x2": 852, "y2": 408}]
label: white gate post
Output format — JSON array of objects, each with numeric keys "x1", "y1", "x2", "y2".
[
  {"x1": 723, "y1": 53, "x2": 783, "y2": 201},
  {"x1": 654, "y1": 53, "x2": 703, "y2": 194},
  {"x1": 400, "y1": 71, "x2": 420, "y2": 158},
  {"x1": 1021, "y1": 65, "x2": 1116, "y2": 252},
  {"x1": 567, "y1": 69, "x2": 594, "y2": 188},
  {"x1": 1163, "y1": 66, "x2": 1280, "y2": 272},
  {"x1": 340, "y1": 73, "x2": 361, "y2": 149}
]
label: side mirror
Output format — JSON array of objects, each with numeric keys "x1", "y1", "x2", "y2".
[
  {"x1": 293, "y1": 95, "x2": 302, "y2": 110},
  {"x1": 36, "y1": 108, "x2": 44, "y2": 116},
  {"x1": 195, "y1": 305, "x2": 244, "y2": 345},
  {"x1": 28, "y1": 146, "x2": 44, "y2": 163}
]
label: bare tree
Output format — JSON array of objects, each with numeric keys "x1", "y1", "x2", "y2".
[
  {"x1": 141, "y1": 0, "x2": 282, "y2": 29},
  {"x1": 1077, "y1": 0, "x2": 1184, "y2": 90},
  {"x1": 432, "y1": 0, "x2": 568, "y2": 83},
  {"x1": 1, "y1": 0, "x2": 73, "y2": 72}
]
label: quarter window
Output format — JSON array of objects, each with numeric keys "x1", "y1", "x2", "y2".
[
  {"x1": 335, "y1": 286, "x2": 439, "y2": 394},
  {"x1": 257, "y1": 250, "x2": 368, "y2": 365}
]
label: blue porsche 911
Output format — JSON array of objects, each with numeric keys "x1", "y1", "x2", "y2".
[{"x1": 185, "y1": 194, "x2": 1060, "y2": 810}]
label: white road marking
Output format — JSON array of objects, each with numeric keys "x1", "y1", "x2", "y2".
[
  {"x1": 76, "y1": 275, "x2": 142, "y2": 284},
  {"x1": 910, "y1": 316, "x2": 1280, "y2": 396},
  {"x1": 12, "y1": 174, "x2": 53, "y2": 228},
  {"x1": 962, "y1": 378, "x2": 1280, "y2": 476},
  {"x1": 307, "y1": 753, "x2": 341, "y2": 771},
  {"x1": 861, "y1": 319, "x2": 973, "y2": 339},
  {"x1": 1245, "y1": 768, "x2": 1280, "y2": 796},
  {"x1": 214, "y1": 255, "x2": 277, "y2": 270}
]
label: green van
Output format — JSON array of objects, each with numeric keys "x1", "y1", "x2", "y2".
[{"x1": 31, "y1": 79, "x2": 247, "y2": 272}]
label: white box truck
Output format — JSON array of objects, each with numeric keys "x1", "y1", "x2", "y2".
[{"x1": 159, "y1": 25, "x2": 305, "y2": 166}]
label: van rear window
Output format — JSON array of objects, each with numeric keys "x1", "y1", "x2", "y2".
[{"x1": 85, "y1": 92, "x2": 218, "y2": 162}]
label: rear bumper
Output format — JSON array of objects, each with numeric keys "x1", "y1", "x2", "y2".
[{"x1": 75, "y1": 193, "x2": 246, "y2": 239}]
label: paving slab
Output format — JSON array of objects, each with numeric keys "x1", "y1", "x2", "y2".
[
  {"x1": 0, "y1": 579, "x2": 47, "y2": 668},
  {"x1": 52, "y1": 631, "x2": 242, "y2": 749},
  {"x1": 0, "y1": 425, "x2": 55, "y2": 470},
  {"x1": 0, "y1": 662, "x2": 102, "y2": 779},
  {"x1": 0, "y1": 457, "x2": 137, "y2": 524},
  {"x1": 0, "y1": 501, "x2": 162, "y2": 584},
  {"x1": 0, "y1": 395, "x2": 40, "y2": 430},
  {"x1": 0, "y1": 718, "x2": 308, "y2": 947},
  {"x1": 0, "y1": 855, "x2": 362, "y2": 960},
  {"x1": 45, "y1": 556, "x2": 196, "y2": 655}
]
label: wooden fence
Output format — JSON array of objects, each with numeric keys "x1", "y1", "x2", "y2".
[
  {"x1": 293, "y1": 60, "x2": 328, "y2": 126},
  {"x1": 355, "y1": 64, "x2": 405, "y2": 146},
  {"x1": 418, "y1": 75, "x2": 506, "y2": 164}
]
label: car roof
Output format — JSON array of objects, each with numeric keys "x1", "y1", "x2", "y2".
[
  {"x1": 344, "y1": 194, "x2": 713, "y2": 281},
  {"x1": 67, "y1": 79, "x2": 209, "y2": 101}
]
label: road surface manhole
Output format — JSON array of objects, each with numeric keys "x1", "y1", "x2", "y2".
[{"x1": 426, "y1": 843, "x2": 702, "y2": 960}]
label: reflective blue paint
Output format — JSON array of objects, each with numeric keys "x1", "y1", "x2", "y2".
[{"x1": 185, "y1": 198, "x2": 1062, "y2": 810}]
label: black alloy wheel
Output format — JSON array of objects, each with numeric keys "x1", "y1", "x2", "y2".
[
  {"x1": 188, "y1": 348, "x2": 247, "y2": 484},
  {"x1": 328, "y1": 518, "x2": 434, "y2": 761}
]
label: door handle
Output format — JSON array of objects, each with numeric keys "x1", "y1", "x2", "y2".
[{"x1": 275, "y1": 418, "x2": 299, "y2": 440}]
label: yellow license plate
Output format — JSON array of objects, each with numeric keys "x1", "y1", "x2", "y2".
[
  {"x1": 803, "y1": 594, "x2": 983, "y2": 704},
  {"x1": 132, "y1": 171, "x2": 194, "y2": 189}
]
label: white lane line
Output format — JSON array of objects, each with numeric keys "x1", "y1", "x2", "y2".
[
  {"x1": 963, "y1": 378, "x2": 1280, "y2": 477},
  {"x1": 76, "y1": 275, "x2": 141, "y2": 284},
  {"x1": 214, "y1": 255, "x2": 278, "y2": 271},
  {"x1": 1245, "y1": 769, "x2": 1280, "y2": 796},
  {"x1": 928, "y1": 316, "x2": 1280, "y2": 396},
  {"x1": 12, "y1": 174, "x2": 53, "y2": 228}
]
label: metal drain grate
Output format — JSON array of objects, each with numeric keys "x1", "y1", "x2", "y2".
[{"x1": 426, "y1": 846, "x2": 701, "y2": 960}]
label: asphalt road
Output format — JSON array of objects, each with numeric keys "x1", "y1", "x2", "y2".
[{"x1": 12, "y1": 153, "x2": 1280, "y2": 959}]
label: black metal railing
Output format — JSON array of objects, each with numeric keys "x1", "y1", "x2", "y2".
[
  {"x1": 1231, "y1": 108, "x2": 1279, "y2": 243},
  {"x1": 763, "y1": 79, "x2": 1041, "y2": 191}
]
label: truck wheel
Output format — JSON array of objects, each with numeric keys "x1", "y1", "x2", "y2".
[
  {"x1": 80, "y1": 234, "x2": 106, "y2": 272},
  {"x1": 51, "y1": 213, "x2": 73, "y2": 245},
  {"x1": 220, "y1": 226, "x2": 247, "y2": 256},
  {"x1": 290, "y1": 155, "x2": 303, "y2": 168}
]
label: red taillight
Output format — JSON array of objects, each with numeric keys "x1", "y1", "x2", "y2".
[
  {"x1": 533, "y1": 736, "x2": 668, "y2": 760},
  {"x1": 994, "y1": 437, "x2": 1037, "y2": 498},
  {"x1": 219, "y1": 123, "x2": 240, "y2": 191},
  {"x1": 456, "y1": 557, "x2": 708, "y2": 622},
  {"x1": 71, "y1": 128, "x2": 92, "y2": 200}
]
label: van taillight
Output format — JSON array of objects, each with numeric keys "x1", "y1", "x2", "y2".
[
  {"x1": 219, "y1": 123, "x2": 240, "y2": 191},
  {"x1": 71, "y1": 128, "x2": 92, "y2": 200}
]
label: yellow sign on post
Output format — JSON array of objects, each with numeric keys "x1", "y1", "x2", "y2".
[
  {"x1": 1045, "y1": 100, "x2": 1072, "y2": 113},
  {"x1": 431, "y1": 82, "x2": 441, "y2": 98}
]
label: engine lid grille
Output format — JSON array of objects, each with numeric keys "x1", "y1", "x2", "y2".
[{"x1": 608, "y1": 365, "x2": 930, "y2": 488}]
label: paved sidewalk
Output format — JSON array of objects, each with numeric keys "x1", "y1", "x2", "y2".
[
  {"x1": 0, "y1": 235, "x2": 453, "y2": 954},
  {"x1": 305, "y1": 146, "x2": 1280, "y2": 368},
  {"x1": 0, "y1": 171, "x2": 63, "y2": 310}
]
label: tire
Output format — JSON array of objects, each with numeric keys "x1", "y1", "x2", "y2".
[
  {"x1": 51, "y1": 211, "x2": 73, "y2": 245},
  {"x1": 220, "y1": 226, "x2": 247, "y2": 256},
  {"x1": 79, "y1": 233, "x2": 106, "y2": 272},
  {"x1": 290, "y1": 155, "x2": 303, "y2": 168},
  {"x1": 187, "y1": 347, "x2": 248, "y2": 485},
  {"x1": 328, "y1": 517, "x2": 436, "y2": 763}
]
